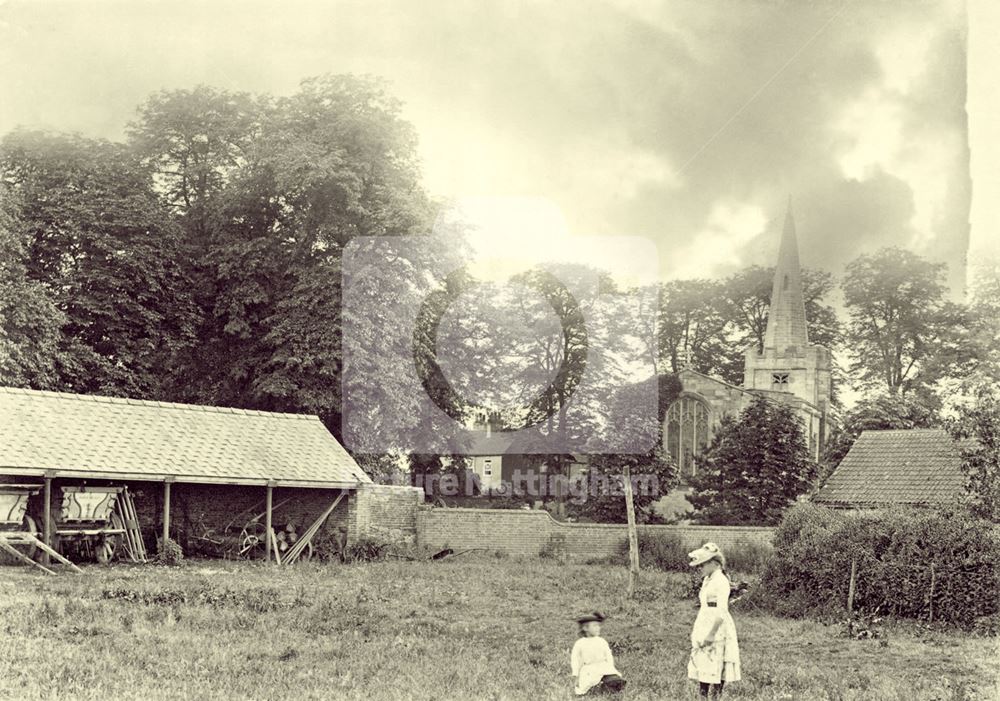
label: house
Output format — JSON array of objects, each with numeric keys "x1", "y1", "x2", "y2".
[
  {"x1": 0, "y1": 386, "x2": 374, "y2": 561},
  {"x1": 813, "y1": 429, "x2": 968, "y2": 510}
]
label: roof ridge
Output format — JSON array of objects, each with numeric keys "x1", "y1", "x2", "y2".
[{"x1": 0, "y1": 385, "x2": 319, "y2": 421}]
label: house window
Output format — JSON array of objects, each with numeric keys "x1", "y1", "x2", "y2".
[
  {"x1": 772, "y1": 372, "x2": 789, "y2": 387},
  {"x1": 483, "y1": 459, "x2": 493, "y2": 477},
  {"x1": 664, "y1": 397, "x2": 710, "y2": 477}
]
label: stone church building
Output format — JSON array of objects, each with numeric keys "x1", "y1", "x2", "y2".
[{"x1": 664, "y1": 206, "x2": 833, "y2": 478}]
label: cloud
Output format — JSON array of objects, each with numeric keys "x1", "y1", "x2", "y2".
[{"x1": 0, "y1": 0, "x2": 968, "y2": 290}]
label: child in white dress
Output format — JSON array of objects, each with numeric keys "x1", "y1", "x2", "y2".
[
  {"x1": 570, "y1": 612, "x2": 626, "y2": 696},
  {"x1": 687, "y1": 543, "x2": 741, "y2": 698}
]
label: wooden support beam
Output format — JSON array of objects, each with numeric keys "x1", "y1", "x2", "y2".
[
  {"x1": 162, "y1": 480, "x2": 172, "y2": 544},
  {"x1": 0, "y1": 538, "x2": 55, "y2": 575},
  {"x1": 42, "y1": 476, "x2": 52, "y2": 566},
  {"x1": 265, "y1": 484, "x2": 274, "y2": 564},
  {"x1": 29, "y1": 537, "x2": 83, "y2": 573}
]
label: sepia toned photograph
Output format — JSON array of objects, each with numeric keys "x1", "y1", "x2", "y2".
[{"x1": 0, "y1": 1, "x2": 997, "y2": 699}]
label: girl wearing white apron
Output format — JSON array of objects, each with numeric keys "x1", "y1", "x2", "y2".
[{"x1": 687, "y1": 543, "x2": 741, "y2": 698}]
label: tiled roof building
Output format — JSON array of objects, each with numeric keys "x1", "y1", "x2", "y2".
[
  {"x1": 814, "y1": 429, "x2": 968, "y2": 508},
  {"x1": 0, "y1": 386, "x2": 370, "y2": 488}
]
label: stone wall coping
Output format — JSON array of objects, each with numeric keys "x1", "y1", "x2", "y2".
[{"x1": 422, "y1": 507, "x2": 774, "y2": 533}]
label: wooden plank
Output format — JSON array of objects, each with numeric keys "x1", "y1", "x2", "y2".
[
  {"x1": 30, "y1": 536, "x2": 84, "y2": 573},
  {"x1": 623, "y1": 465, "x2": 640, "y2": 598},
  {"x1": 283, "y1": 490, "x2": 345, "y2": 565},
  {"x1": 42, "y1": 477, "x2": 52, "y2": 566},
  {"x1": 265, "y1": 485, "x2": 273, "y2": 564},
  {"x1": 162, "y1": 481, "x2": 172, "y2": 545},
  {"x1": 0, "y1": 538, "x2": 55, "y2": 575},
  {"x1": 123, "y1": 488, "x2": 147, "y2": 560}
]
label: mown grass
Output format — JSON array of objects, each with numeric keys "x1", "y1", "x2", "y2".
[{"x1": 0, "y1": 557, "x2": 996, "y2": 700}]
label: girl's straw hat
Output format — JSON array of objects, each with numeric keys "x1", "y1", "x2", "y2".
[
  {"x1": 575, "y1": 611, "x2": 606, "y2": 624},
  {"x1": 687, "y1": 542, "x2": 725, "y2": 567}
]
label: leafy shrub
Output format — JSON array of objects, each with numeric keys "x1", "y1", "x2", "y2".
[
  {"x1": 725, "y1": 540, "x2": 774, "y2": 573},
  {"x1": 342, "y1": 536, "x2": 390, "y2": 563},
  {"x1": 311, "y1": 527, "x2": 348, "y2": 562},
  {"x1": 756, "y1": 503, "x2": 1000, "y2": 627},
  {"x1": 615, "y1": 531, "x2": 772, "y2": 574},
  {"x1": 156, "y1": 537, "x2": 183, "y2": 565}
]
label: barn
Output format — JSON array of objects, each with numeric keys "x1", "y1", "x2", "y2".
[{"x1": 0, "y1": 386, "x2": 377, "y2": 566}]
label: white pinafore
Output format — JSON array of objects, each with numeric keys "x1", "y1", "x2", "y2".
[{"x1": 688, "y1": 568, "x2": 741, "y2": 685}]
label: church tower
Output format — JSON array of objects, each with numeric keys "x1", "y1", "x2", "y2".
[{"x1": 743, "y1": 202, "x2": 833, "y2": 456}]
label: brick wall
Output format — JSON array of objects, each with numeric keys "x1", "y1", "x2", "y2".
[
  {"x1": 353, "y1": 484, "x2": 424, "y2": 544},
  {"x1": 417, "y1": 507, "x2": 774, "y2": 559}
]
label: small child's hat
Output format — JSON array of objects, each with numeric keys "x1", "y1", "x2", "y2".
[{"x1": 575, "y1": 611, "x2": 606, "y2": 624}]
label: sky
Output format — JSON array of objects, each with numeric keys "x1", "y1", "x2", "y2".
[{"x1": 0, "y1": 0, "x2": 971, "y2": 294}]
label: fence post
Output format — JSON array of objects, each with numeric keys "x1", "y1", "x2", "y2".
[
  {"x1": 928, "y1": 563, "x2": 935, "y2": 624},
  {"x1": 847, "y1": 557, "x2": 857, "y2": 616},
  {"x1": 623, "y1": 466, "x2": 639, "y2": 598}
]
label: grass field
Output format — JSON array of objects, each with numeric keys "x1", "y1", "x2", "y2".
[{"x1": 0, "y1": 557, "x2": 997, "y2": 700}]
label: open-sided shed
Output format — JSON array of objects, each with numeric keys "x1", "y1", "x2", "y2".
[{"x1": 0, "y1": 386, "x2": 372, "y2": 567}]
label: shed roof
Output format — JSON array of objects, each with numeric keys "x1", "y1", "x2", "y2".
[
  {"x1": 0, "y1": 386, "x2": 371, "y2": 488},
  {"x1": 814, "y1": 429, "x2": 967, "y2": 508}
]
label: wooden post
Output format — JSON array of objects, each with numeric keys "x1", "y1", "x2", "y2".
[
  {"x1": 847, "y1": 557, "x2": 858, "y2": 615},
  {"x1": 42, "y1": 476, "x2": 52, "y2": 566},
  {"x1": 623, "y1": 465, "x2": 640, "y2": 598},
  {"x1": 162, "y1": 480, "x2": 172, "y2": 545},
  {"x1": 928, "y1": 563, "x2": 936, "y2": 623},
  {"x1": 265, "y1": 483, "x2": 274, "y2": 564}
]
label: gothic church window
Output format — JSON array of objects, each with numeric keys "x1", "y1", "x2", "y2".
[
  {"x1": 665, "y1": 397, "x2": 710, "y2": 478},
  {"x1": 772, "y1": 372, "x2": 789, "y2": 388}
]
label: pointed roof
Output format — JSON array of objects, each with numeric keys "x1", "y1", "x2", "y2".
[{"x1": 763, "y1": 200, "x2": 809, "y2": 350}]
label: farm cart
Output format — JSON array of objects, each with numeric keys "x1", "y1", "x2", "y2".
[
  {"x1": 51, "y1": 486, "x2": 127, "y2": 564},
  {"x1": 0, "y1": 484, "x2": 81, "y2": 574}
]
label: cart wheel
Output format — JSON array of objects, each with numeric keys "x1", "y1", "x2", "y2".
[
  {"x1": 0, "y1": 515, "x2": 40, "y2": 565},
  {"x1": 105, "y1": 512, "x2": 125, "y2": 563},
  {"x1": 22, "y1": 514, "x2": 39, "y2": 560},
  {"x1": 238, "y1": 521, "x2": 268, "y2": 560}
]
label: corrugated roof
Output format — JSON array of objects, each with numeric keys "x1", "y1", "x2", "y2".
[
  {"x1": 0, "y1": 386, "x2": 371, "y2": 488},
  {"x1": 814, "y1": 429, "x2": 967, "y2": 507}
]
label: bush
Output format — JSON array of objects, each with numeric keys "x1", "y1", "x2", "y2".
[
  {"x1": 342, "y1": 536, "x2": 390, "y2": 563},
  {"x1": 756, "y1": 503, "x2": 1000, "y2": 628},
  {"x1": 615, "y1": 531, "x2": 772, "y2": 574},
  {"x1": 156, "y1": 537, "x2": 183, "y2": 565}
]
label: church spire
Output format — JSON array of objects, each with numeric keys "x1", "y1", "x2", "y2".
[{"x1": 763, "y1": 199, "x2": 809, "y2": 350}]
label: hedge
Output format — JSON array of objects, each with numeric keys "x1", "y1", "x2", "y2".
[{"x1": 755, "y1": 503, "x2": 1000, "y2": 628}]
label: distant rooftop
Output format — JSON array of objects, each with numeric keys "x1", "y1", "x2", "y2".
[
  {"x1": 0, "y1": 386, "x2": 371, "y2": 488},
  {"x1": 814, "y1": 429, "x2": 968, "y2": 508}
]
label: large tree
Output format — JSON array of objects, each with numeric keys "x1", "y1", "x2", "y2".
[
  {"x1": 689, "y1": 396, "x2": 817, "y2": 525},
  {"x1": 656, "y1": 279, "x2": 730, "y2": 376},
  {"x1": 0, "y1": 130, "x2": 197, "y2": 397},
  {"x1": 842, "y1": 247, "x2": 971, "y2": 397},
  {"x1": 0, "y1": 186, "x2": 64, "y2": 388},
  {"x1": 948, "y1": 384, "x2": 1000, "y2": 521},
  {"x1": 820, "y1": 392, "x2": 939, "y2": 480},
  {"x1": 129, "y1": 75, "x2": 432, "y2": 432}
]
